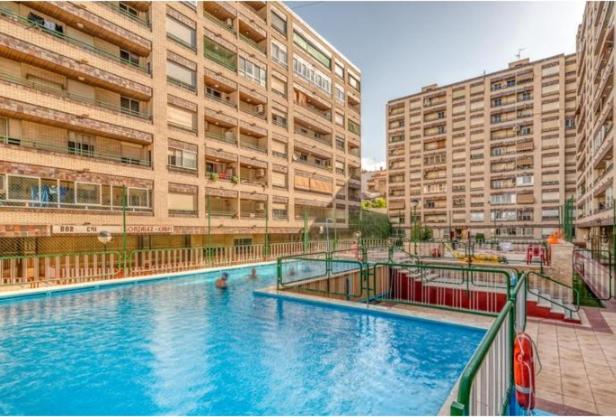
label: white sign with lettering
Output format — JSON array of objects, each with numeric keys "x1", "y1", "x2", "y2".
[{"x1": 52, "y1": 225, "x2": 173, "y2": 235}]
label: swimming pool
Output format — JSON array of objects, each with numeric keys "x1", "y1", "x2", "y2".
[{"x1": 0, "y1": 263, "x2": 484, "y2": 415}]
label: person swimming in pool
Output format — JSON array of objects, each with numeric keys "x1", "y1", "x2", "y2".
[
  {"x1": 215, "y1": 272, "x2": 229, "y2": 289},
  {"x1": 249, "y1": 267, "x2": 258, "y2": 280}
]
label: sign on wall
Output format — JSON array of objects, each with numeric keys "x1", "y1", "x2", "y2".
[{"x1": 52, "y1": 225, "x2": 173, "y2": 235}]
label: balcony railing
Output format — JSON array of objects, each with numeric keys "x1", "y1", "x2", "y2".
[
  {"x1": 0, "y1": 70, "x2": 151, "y2": 119},
  {"x1": 295, "y1": 158, "x2": 332, "y2": 171},
  {"x1": 240, "y1": 211, "x2": 267, "y2": 219},
  {"x1": 167, "y1": 76, "x2": 197, "y2": 93},
  {"x1": 205, "y1": 91, "x2": 236, "y2": 108},
  {"x1": 294, "y1": 128, "x2": 331, "y2": 147},
  {"x1": 209, "y1": 210, "x2": 237, "y2": 218},
  {"x1": 240, "y1": 140, "x2": 267, "y2": 153},
  {"x1": 1, "y1": 135, "x2": 151, "y2": 167},
  {"x1": 272, "y1": 150, "x2": 287, "y2": 159},
  {"x1": 203, "y1": 10, "x2": 235, "y2": 34},
  {"x1": 0, "y1": 8, "x2": 150, "y2": 73},
  {"x1": 102, "y1": 2, "x2": 150, "y2": 28},
  {"x1": 206, "y1": 130, "x2": 237, "y2": 145},
  {"x1": 296, "y1": 103, "x2": 332, "y2": 122},
  {"x1": 239, "y1": 32, "x2": 266, "y2": 55}
]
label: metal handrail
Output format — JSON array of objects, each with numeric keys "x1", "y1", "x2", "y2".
[
  {"x1": 203, "y1": 10, "x2": 235, "y2": 34},
  {"x1": 451, "y1": 301, "x2": 514, "y2": 416},
  {"x1": 102, "y1": 2, "x2": 150, "y2": 27},
  {"x1": 527, "y1": 270, "x2": 580, "y2": 313},
  {"x1": 1, "y1": 135, "x2": 151, "y2": 167},
  {"x1": 0, "y1": 70, "x2": 151, "y2": 119},
  {"x1": 206, "y1": 131, "x2": 237, "y2": 144},
  {"x1": 0, "y1": 8, "x2": 149, "y2": 73}
]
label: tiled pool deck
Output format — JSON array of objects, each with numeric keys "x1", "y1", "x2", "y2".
[{"x1": 527, "y1": 302, "x2": 616, "y2": 416}]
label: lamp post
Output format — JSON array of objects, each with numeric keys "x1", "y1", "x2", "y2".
[
  {"x1": 97, "y1": 230, "x2": 112, "y2": 254},
  {"x1": 411, "y1": 199, "x2": 419, "y2": 255}
]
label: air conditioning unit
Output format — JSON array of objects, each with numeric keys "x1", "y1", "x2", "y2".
[
  {"x1": 226, "y1": 18, "x2": 233, "y2": 27},
  {"x1": 256, "y1": 202, "x2": 265, "y2": 211},
  {"x1": 256, "y1": 168, "x2": 266, "y2": 178},
  {"x1": 255, "y1": 104, "x2": 264, "y2": 113}
]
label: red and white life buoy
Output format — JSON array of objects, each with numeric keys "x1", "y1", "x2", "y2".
[{"x1": 514, "y1": 332, "x2": 535, "y2": 410}]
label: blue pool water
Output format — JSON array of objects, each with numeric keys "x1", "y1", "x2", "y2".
[{"x1": 0, "y1": 263, "x2": 484, "y2": 415}]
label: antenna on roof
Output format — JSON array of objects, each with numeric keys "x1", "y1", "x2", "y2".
[{"x1": 515, "y1": 48, "x2": 526, "y2": 60}]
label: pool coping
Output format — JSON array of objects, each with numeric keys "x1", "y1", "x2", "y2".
[
  {"x1": 255, "y1": 286, "x2": 492, "y2": 417},
  {"x1": 0, "y1": 260, "x2": 276, "y2": 301}
]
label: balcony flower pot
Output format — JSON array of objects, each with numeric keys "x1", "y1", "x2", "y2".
[
  {"x1": 209, "y1": 172, "x2": 219, "y2": 181},
  {"x1": 231, "y1": 176, "x2": 240, "y2": 184}
]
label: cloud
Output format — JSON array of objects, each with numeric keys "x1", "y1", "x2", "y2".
[{"x1": 361, "y1": 157, "x2": 385, "y2": 171}]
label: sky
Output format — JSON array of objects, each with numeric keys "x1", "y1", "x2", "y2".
[{"x1": 290, "y1": 1, "x2": 586, "y2": 171}]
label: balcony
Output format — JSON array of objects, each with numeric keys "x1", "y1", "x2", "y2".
[
  {"x1": 239, "y1": 133, "x2": 267, "y2": 154},
  {"x1": 205, "y1": 128, "x2": 237, "y2": 146},
  {"x1": 203, "y1": 2, "x2": 235, "y2": 34},
  {"x1": 348, "y1": 119, "x2": 361, "y2": 136},
  {"x1": 239, "y1": 163, "x2": 267, "y2": 186},
  {"x1": 28, "y1": 2, "x2": 151, "y2": 55},
  {"x1": 1, "y1": 134, "x2": 150, "y2": 167},
  {"x1": 208, "y1": 196, "x2": 237, "y2": 218},
  {"x1": 0, "y1": 70, "x2": 151, "y2": 120},
  {"x1": 0, "y1": 7, "x2": 149, "y2": 73},
  {"x1": 239, "y1": 31, "x2": 266, "y2": 56},
  {"x1": 294, "y1": 122, "x2": 332, "y2": 147},
  {"x1": 102, "y1": 2, "x2": 151, "y2": 28},
  {"x1": 204, "y1": 36, "x2": 237, "y2": 72},
  {"x1": 240, "y1": 200, "x2": 267, "y2": 219},
  {"x1": 0, "y1": 174, "x2": 152, "y2": 213}
]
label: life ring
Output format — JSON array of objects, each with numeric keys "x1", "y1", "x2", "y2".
[{"x1": 514, "y1": 333, "x2": 535, "y2": 410}]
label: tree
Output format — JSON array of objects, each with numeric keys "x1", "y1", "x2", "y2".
[{"x1": 372, "y1": 197, "x2": 387, "y2": 208}]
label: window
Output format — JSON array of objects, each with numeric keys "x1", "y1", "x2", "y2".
[
  {"x1": 167, "y1": 104, "x2": 197, "y2": 132},
  {"x1": 565, "y1": 118, "x2": 575, "y2": 129},
  {"x1": 334, "y1": 84, "x2": 345, "y2": 103},
  {"x1": 271, "y1": 41, "x2": 287, "y2": 66},
  {"x1": 334, "y1": 63, "x2": 344, "y2": 79},
  {"x1": 239, "y1": 57, "x2": 266, "y2": 87},
  {"x1": 519, "y1": 91, "x2": 531, "y2": 101},
  {"x1": 293, "y1": 31, "x2": 331, "y2": 69},
  {"x1": 168, "y1": 192, "x2": 197, "y2": 213},
  {"x1": 334, "y1": 112, "x2": 344, "y2": 126},
  {"x1": 167, "y1": 61, "x2": 196, "y2": 90},
  {"x1": 492, "y1": 97, "x2": 502, "y2": 107},
  {"x1": 119, "y1": 2, "x2": 138, "y2": 17},
  {"x1": 128, "y1": 188, "x2": 149, "y2": 208},
  {"x1": 68, "y1": 132, "x2": 95, "y2": 157},
  {"x1": 470, "y1": 212, "x2": 484, "y2": 222},
  {"x1": 120, "y1": 49, "x2": 139, "y2": 66},
  {"x1": 491, "y1": 114, "x2": 501, "y2": 123},
  {"x1": 168, "y1": 147, "x2": 197, "y2": 170},
  {"x1": 336, "y1": 136, "x2": 345, "y2": 150},
  {"x1": 348, "y1": 74, "x2": 360, "y2": 91},
  {"x1": 519, "y1": 126, "x2": 532, "y2": 136},
  {"x1": 271, "y1": 10, "x2": 287, "y2": 36},
  {"x1": 121, "y1": 97, "x2": 140, "y2": 116},
  {"x1": 8, "y1": 176, "x2": 39, "y2": 201},
  {"x1": 76, "y1": 183, "x2": 100, "y2": 205},
  {"x1": 507, "y1": 79, "x2": 516, "y2": 87},
  {"x1": 516, "y1": 175, "x2": 534, "y2": 186},
  {"x1": 293, "y1": 55, "x2": 331, "y2": 94},
  {"x1": 166, "y1": 16, "x2": 196, "y2": 49}
]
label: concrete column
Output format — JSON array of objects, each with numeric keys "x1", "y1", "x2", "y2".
[{"x1": 546, "y1": 241, "x2": 575, "y2": 286}]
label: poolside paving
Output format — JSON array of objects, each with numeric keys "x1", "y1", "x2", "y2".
[{"x1": 529, "y1": 302, "x2": 616, "y2": 416}]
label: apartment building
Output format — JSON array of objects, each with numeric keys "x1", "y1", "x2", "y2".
[
  {"x1": 0, "y1": 1, "x2": 362, "y2": 255},
  {"x1": 362, "y1": 169, "x2": 387, "y2": 199},
  {"x1": 386, "y1": 55, "x2": 577, "y2": 240},
  {"x1": 575, "y1": 2, "x2": 615, "y2": 252}
]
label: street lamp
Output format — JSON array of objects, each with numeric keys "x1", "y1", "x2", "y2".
[
  {"x1": 411, "y1": 199, "x2": 419, "y2": 255},
  {"x1": 97, "y1": 230, "x2": 112, "y2": 254}
]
